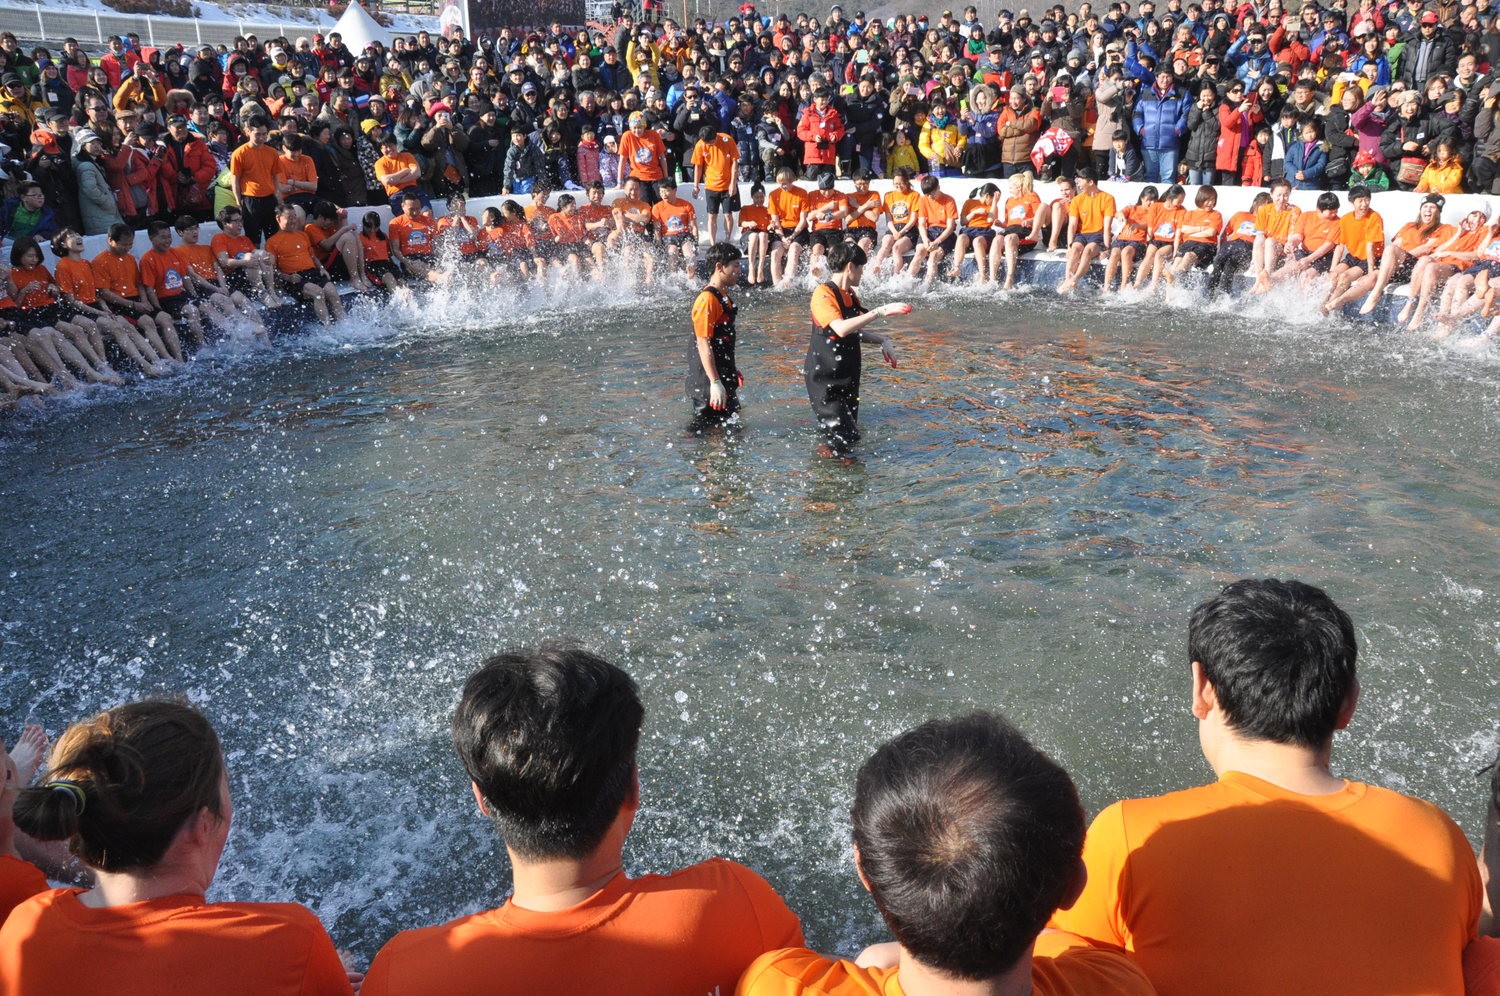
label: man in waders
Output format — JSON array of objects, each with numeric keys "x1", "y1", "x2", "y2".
[
  {"x1": 687, "y1": 242, "x2": 745, "y2": 430},
  {"x1": 804, "y1": 241, "x2": 911, "y2": 454}
]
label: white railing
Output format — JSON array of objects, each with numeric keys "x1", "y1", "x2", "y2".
[{"x1": 0, "y1": 3, "x2": 331, "y2": 46}]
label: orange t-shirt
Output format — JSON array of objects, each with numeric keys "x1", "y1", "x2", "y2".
[
  {"x1": 264, "y1": 230, "x2": 319, "y2": 274},
  {"x1": 388, "y1": 214, "x2": 438, "y2": 257},
  {"x1": 690, "y1": 133, "x2": 739, "y2": 191},
  {"x1": 212, "y1": 231, "x2": 257, "y2": 263},
  {"x1": 10, "y1": 265, "x2": 55, "y2": 308},
  {"x1": 1116, "y1": 203, "x2": 1153, "y2": 243},
  {"x1": 0, "y1": 857, "x2": 45, "y2": 927},
  {"x1": 1394, "y1": 221, "x2": 1453, "y2": 252},
  {"x1": 360, "y1": 232, "x2": 391, "y2": 263},
  {"x1": 1224, "y1": 210, "x2": 1258, "y2": 242},
  {"x1": 883, "y1": 189, "x2": 922, "y2": 230},
  {"x1": 919, "y1": 192, "x2": 957, "y2": 230},
  {"x1": 1148, "y1": 203, "x2": 1185, "y2": 241},
  {"x1": 362, "y1": 859, "x2": 801, "y2": 996},
  {"x1": 375, "y1": 152, "x2": 419, "y2": 196},
  {"x1": 435, "y1": 215, "x2": 482, "y2": 254},
  {"x1": 577, "y1": 204, "x2": 614, "y2": 239},
  {"x1": 807, "y1": 191, "x2": 847, "y2": 231},
  {"x1": 303, "y1": 221, "x2": 340, "y2": 264},
  {"x1": 1002, "y1": 192, "x2": 1041, "y2": 230},
  {"x1": 1254, "y1": 202, "x2": 1301, "y2": 242},
  {"x1": 1068, "y1": 190, "x2": 1116, "y2": 235},
  {"x1": 547, "y1": 211, "x2": 587, "y2": 246},
  {"x1": 176, "y1": 243, "x2": 219, "y2": 282},
  {"x1": 1180, "y1": 208, "x2": 1222, "y2": 245},
  {"x1": 692, "y1": 286, "x2": 732, "y2": 339},
  {"x1": 735, "y1": 931, "x2": 1156, "y2": 995},
  {"x1": 0, "y1": 889, "x2": 353, "y2": 995},
  {"x1": 484, "y1": 221, "x2": 533, "y2": 254},
  {"x1": 1435, "y1": 226, "x2": 1487, "y2": 267},
  {"x1": 1466, "y1": 937, "x2": 1500, "y2": 995},
  {"x1": 229, "y1": 142, "x2": 279, "y2": 198},
  {"x1": 54, "y1": 257, "x2": 99, "y2": 306},
  {"x1": 739, "y1": 205, "x2": 771, "y2": 232},
  {"x1": 1048, "y1": 772, "x2": 1482, "y2": 996},
  {"x1": 1338, "y1": 209, "x2": 1385, "y2": 261},
  {"x1": 90, "y1": 251, "x2": 142, "y2": 298},
  {"x1": 650, "y1": 198, "x2": 696, "y2": 237},
  {"x1": 617, "y1": 129, "x2": 667, "y2": 181},
  {"x1": 811, "y1": 283, "x2": 861, "y2": 329},
  {"x1": 1295, "y1": 211, "x2": 1340, "y2": 253},
  {"x1": 139, "y1": 249, "x2": 189, "y2": 299},
  {"x1": 845, "y1": 190, "x2": 881, "y2": 229},
  {"x1": 275, "y1": 153, "x2": 317, "y2": 192},
  {"x1": 959, "y1": 197, "x2": 993, "y2": 229},
  {"x1": 768, "y1": 186, "x2": 809, "y2": 231}
]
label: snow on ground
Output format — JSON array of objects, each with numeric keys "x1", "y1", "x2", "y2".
[{"x1": 34, "y1": 0, "x2": 440, "y2": 33}]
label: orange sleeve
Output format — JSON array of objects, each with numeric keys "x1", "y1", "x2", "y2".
[
  {"x1": 0, "y1": 856, "x2": 47, "y2": 925},
  {"x1": 691, "y1": 290, "x2": 722, "y2": 339},
  {"x1": 1031, "y1": 932, "x2": 1157, "y2": 994},
  {"x1": 810, "y1": 285, "x2": 844, "y2": 330},
  {"x1": 1046, "y1": 801, "x2": 1131, "y2": 948}
]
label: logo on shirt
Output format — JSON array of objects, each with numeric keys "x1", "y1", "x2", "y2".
[
  {"x1": 164, "y1": 268, "x2": 183, "y2": 290},
  {"x1": 409, "y1": 230, "x2": 428, "y2": 246},
  {"x1": 635, "y1": 146, "x2": 655, "y2": 164},
  {"x1": 667, "y1": 215, "x2": 685, "y2": 233}
]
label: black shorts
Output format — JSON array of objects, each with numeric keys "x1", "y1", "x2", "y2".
[
  {"x1": 1002, "y1": 224, "x2": 1033, "y2": 239},
  {"x1": 550, "y1": 241, "x2": 587, "y2": 259},
  {"x1": 1114, "y1": 239, "x2": 1145, "y2": 253},
  {"x1": 1339, "y1": 257, "x2": 1370, "y2": 277},
  {"x1": 1389, "y1": 256, "x2": 1417, "y2": 284},
  {"x1": 366, "y1": 258, "x2": 400, "y2": 284},
  {"x1": 705, "y1": 189, "x2": 741, "y2": 213},
  {"x1": 1180, "y1": 241, "x2": 1217, "y2": 265},
  {"x1": 1149, "y1": 238, "x2": 1176, "y2": 251},
  {"x1": 960, "y1": 226, "x2": 994, "y2": 240},
  {"x1": 0, "y1": 306, "x2": 22, "y2": 330},
  {"x1": 281, "y1": 268, "x2": 326, "y2": 294},
  {"x1": 661, "y1": 233, "x2": 694, "y2": 250},
  {"x1": 1298, "y1": 251, "x2": 1333, "y2": 274},
  {"x1": 925, "y1": 226, "x2": 956, "y2": 253},
  {"x1": 1462, "y1": 260, "x2": 1500, "y2": 278},
  {"x1": 325, "y1": 253, "x2": 351, "y2": 283},
  {"x1": 20, "y1": 303, "x2": 64, "y2": 330},
  {"x1": 777, "y1": 227, "x2": 809, "y2": 247},
  {"x1": 808, "y1": 230, "x2": 843, "y2": 250},
  {"x1": 1072, "y1": 231, "x2": 1105, "y2": 247},
  {"x1": 158, "y1": 295, "x2": 193, "y2": 320},
  {"x1": 225, "y1": 268, "x2": 254, "y2": 293}
]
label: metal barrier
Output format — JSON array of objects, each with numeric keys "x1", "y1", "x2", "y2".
[{"x1": 0, "y1": 3, "x2": 352, "y2": 46}]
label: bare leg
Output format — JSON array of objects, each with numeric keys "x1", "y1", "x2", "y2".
[{"x1": 9, "y1": 724, "x2": 47, "y2": 783}]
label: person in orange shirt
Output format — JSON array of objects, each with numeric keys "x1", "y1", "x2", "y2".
[
  {"x1": 843, "y1": 169, "x2": 883, "y2": 256},
  {"x1": 49, "y1": 228, "x2": 170, "y2": 377},
  {"x1": 274, "y1": 134, "x2": 319, "y2": 209},
  {"x1": 687, "y1": 242, "x2": 744, "y2": 428},
  {"x1": 479, "y1": 201, "x2": 538, "y2": 284},
  {"x1": 435, "y1": 194, "x2": 485, "y2": 265},
  {"x1": 1057, "y1": 168, "x2": 1115, "y2": 294},
  {"x1": 92, "y1": 224, "x2": 183, "y2": 364},
  {"x1": 358, "y1": 212, "x2": 407, "y2": 292},
  {"x1": 651, "y1": 177, "x2": 699, "y2": 280},
  {"x1": 738, "y1": 183, "x2": 772, "y2": 286},
  {"x1": 608, "y1": 177, "x2": 657, "y2": 286},
  {"x1": 804, "y1": 172, "x2": 848, "y2": 278},
  {"x1": 1464, "y1": 758, "x2": 1499, "y2": 993},
  {"x1": 0, "y1": 738, "x2": 47, "y2": 928},
  {"x1": 574, "y1": 183, "x2": 615, "y2": 274},
  {"x1": 949, "y1": 182, "x2": 999, "y2": 284},
  {"x1": 173, "y1": 217, "x2": 266, "y2": 337},
  {"x1": 1399, "y1": 201, "x2": 1490, "y2": 327},
  {"x1": 689, "y1": 125, "x2": 740, "y2": 243},
  {"x1": 545, "y1": 194, "x2": 592, "y2": 273},
  {"x1": 374, "y1": 134, "x2": 428, "y2": 212},
  {"x1": 1260, "y1": 191, "x2": 1341, "y2": 290},
  {"x1": 265, "y1": 203, "x2": 345, "y2": 325},
  {"x1": 992, "y1": 169, "x2": 1042, "y2": 290},
  {"x1": 1348, "y1": 194, "x2": 1452, "y2": 316},
  {"x1": 1321, "y1": 185, "x2": 1385, "y2": 314},
  {"x1": 616, "y1": 111, "x2": 668, "y2": 202},
  {"x1": 212, "y1": 206, "x2": 281, "y2": 308},
  {"x1": 907, "y1": 173, "x2": 958, "y2": 290},
  {"x1": 362, "y1": 642, "x2": 804, "y2": 996},
  {"x1": 1205, "y1": 191, "x2": 1271, "y2": 296},
  {"x1": 768, "y1": 167, "x2": 811, "y2": 288},
  {"x1": 1249, "y1": 177, "x2": 1301, "y2": 293},
  {"x1": 1102, "y1": 185, "x2": 1158, "y2": 296},
  {"x1": 735, "y1": 713, "x2": 1155, "y2": 996},
  {"x1": 307, "y1": 200, "x2": 371, "y2": 291},
  {"x1": 0, "y1": 699, "x2": 355, "y2": 995},
  {"x1": 1136, "y1": 182, "x2": 1186, "y2": 292},
  {"x1": 1169, "y1": 185, "x2": 1223, "y2": 279},
  {"x1": 387, "y1": 191, "x2": 441, "y2": 283},
  {"x1": 6, "y1": 236, "x2": 123, "y2": 388},
  {"x1": 1049, "y1": 578, "x2": 1483, "y2": 996},
  {"x1": 871, "y1": 167, "x2": 922, "y2": 276},
  {"x1": 228, "y1": 116, "x2": 281, "y2": 245},
  {"x1": 139, "y1": 221, "x2": 205, "y2": 348}
]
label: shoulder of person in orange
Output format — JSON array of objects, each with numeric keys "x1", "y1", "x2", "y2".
[
  {"x1": 91, "y1": 250, "x2": 140, "y2": 296},
  {"x1": 389, "y1": 214, "x2": 437, "y2": 256},
  {"x1": 1224, "y1": 210, "x2": 1258, "y2": 242},
  {"x1": 736, "y1": 932, "x2": 1154, "y2": 996},
  {"x1": 919, "y1": 192, "x2": 956, "y2": 226},
  {"x1": 360, "y1": 231, "x2": 392, "y2": 262},
  {"x1": 0, "y1": 854, "x2": 46, "y2": 925},
  {"x1": 1338, "y1": 210, "x2": 1385, "y2": 260},
  {"x1": 0, "y1": 889, "x2": 353, "y2": 995},
  {"x1": 265, "y1": 230, "x2": 317, "y2": 274},
  {"x1": 11, "y1": 265, "x2": 55, "y2": 307},
  {"x1": 304, "y1": 222, "x2": 339, "y2": 263},
  {"x1": 692, "y1": 287, "x2": 726, "y2": 338},
  {"x1": 1466, "y1": 937, "x2": 1500, "y2": 995},
  {"x1": 211, "y1": 231, "x2": 255, "y2": 259},
  {"x1": 845, "y1": 191, "x2": 881, "y2": 229},
  {"x1": 176, "y1": 243, "x2": 219, "y2": 281},
  {"x1": 811, "y1": 283, "x2": 857, "y2": 328},
  {"x1": 1048, "y1": 578, "x2": 1482, "y2": 996},
  {"x1": 54, "y1": 257, "x2": 97, "y2": 303},
  {"x1": 547, "y1": 211, "x2": 587, "y2": 245},
  {"x1": 140, "y1": 249, "x2": 187, "y2": 298}
]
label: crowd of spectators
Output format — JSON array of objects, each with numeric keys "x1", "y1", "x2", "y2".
[{"x1": 7, "y1": 0, "x2": 1500, "y2": 245}]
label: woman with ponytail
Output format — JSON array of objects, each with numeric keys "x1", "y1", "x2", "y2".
[{"x1": 0, "y1": 700, "x2": 354, "y2": 995}]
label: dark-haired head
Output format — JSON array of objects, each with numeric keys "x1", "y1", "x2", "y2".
[
  {"x1": 1189, "y1": 578, "x2": 1357, "y2": 749},
  {"x1": 705, "y1": 241, "x2": 743, "y2": 271},
  {"x1": 852, "y1": 713, "x2": 1085, "y2": 980},
  {"x1": 452, "y1": 640, "x2": 643, "y2": 860},
  {"x1": 827, "y1": 240, "x2": 867, "y2": 272},
  {"x1": 14, "y1": 700, "x2": 225, "y2": 873}
]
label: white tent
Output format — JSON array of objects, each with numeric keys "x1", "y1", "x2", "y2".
[{"x1": 331, "y1": 2, "x2": 394, "y2": 54}]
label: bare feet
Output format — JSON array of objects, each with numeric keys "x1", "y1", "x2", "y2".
[
  {"x1": 1357, "y1": 297, "x2": 1378, "y2": 316},
  {"x1": 10, "y1": 724, "x2": 47, "y2": 783}
]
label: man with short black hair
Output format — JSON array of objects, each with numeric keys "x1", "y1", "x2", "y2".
[
  {"x1": 1051, "y1": 578, "x2": 1483, "y2": 994},
  {"x1": 739, "y1": 713, "x2": 1154, "y2": 995},
  {"x1": 363, "y1": 641, "x2": 802, "y2": 995}
]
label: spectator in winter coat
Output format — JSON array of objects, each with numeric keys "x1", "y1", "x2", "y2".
[
  {"x1": 1285, "y1": 117, "x2": 1329, "y2": 188},
  {"x1": 796, "y1": 88, "x2": 844, "y2": 179},
  {"x1": 1134, "y1": 68, "x2": 1191, "y2": 182},
  {"x1": 1215, "y1": 80, "x2": 1258, "y2": 184},
  {"x1": 1185, "y1": 84, "x2": 1221, "y2": 183},
  {"x1": 72, "y1": 130, "x2": 123, "y2": 235}
]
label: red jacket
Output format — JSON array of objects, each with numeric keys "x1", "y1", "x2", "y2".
[
  {"x1": 157, "y1": 136, "x2": 218, "y2": 212},
  {"x1": 105, "y1": 143, "x2": 160, "y2": 218},
  {"x1": 796, "y1": 104, "x2": 845, "y2": 165},
  {"x1": 1215, "y1": 102, "x2": 1260, "y2": 172}
]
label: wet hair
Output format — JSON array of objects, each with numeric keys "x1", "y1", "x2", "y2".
[
  {"x1": 274, "y1": 202, "x2": 301, "y2": 219},
  {"x1": 1316, "y1": 191, "x2": 1340, "y2": 212},
  {"x1": 1195, "y1": 184, "x2": 1217, "y2": 208},
  {"x1": 311, "y1": 200, "x2": 339, "y2": 222},
  {"x1": 1269, "y1": 177, "x2": 1293, "y2": 194},
  {"x1": 1163, "y1": 183, "x2": 1185, "y2": 202},
  {"x1": 9, "y1": 236, "x2": 40, "y2": 268},
  {"x1": 500, "y1": 200, "x2": 526, "y2": 222},
  {"x1": 1188, "y1": 578, "x2": 1357, "y2": 749},
  {"x1": 446, "y1": 194, "x2": 466, "y2": 211},
  {"x1": 852, "y1": 713, "x2": 1084, "y2": 980},
  {"x1": 401, "y1": 190, "x2": 422, "y2": 204},
  {"x1": 1076, "y1": 166, "x2": 1098, "y2": 182},
  {"x1": 827, "y1": 240, "x2": 867, "y2": 272},
  {"x1": 1249, "y1": 190, "x2": 1272, "y2": 212},
  {"x1": 14, "y1": 700, "x2": 225, "y2": 873},
  {"x1": 452, "y1": 641, "x2": 644, "y2": 860},
  {"x1": 479, "y1": 206, "x2": 501, "y2": 227},
  {"x1": 556, "y1": 193, "x2": 576, "y2": 210},
  {"x1": 107, "y1": 222, "x2": 133, "y2": 242},
  {"x1": 749, "y1": 182, "x2": 766, "y2": 198},
  {"x1": 146, "y1": 220, "x2": 172, "y2": 239},
  {"x1": 976, "y1": 182, "x2": 1000, "y2": 198},
  {"x1": 705, "y1": 241, "x2": 743, "y2": 271},
  {"x1": 361, "y1": 211, "x2": 387, "y2": 239},
  {"x1": 892, "y1": 166, "x2": 914, "y2": 181}
]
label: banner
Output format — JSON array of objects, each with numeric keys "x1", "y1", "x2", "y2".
[{"x1": 438, "y1": 0, "x2": 468, "y2": 38}]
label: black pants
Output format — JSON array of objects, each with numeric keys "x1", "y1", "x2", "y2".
[
  {"x1": 1206, "y1": 241, "x2": 1253, "y2": 296},
  {"x1": 241, "y1": 194, "x2": 278, "y2": 247}
]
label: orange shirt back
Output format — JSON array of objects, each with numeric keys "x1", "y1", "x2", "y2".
[
  {"x1": 0, "y1": 857, "x2": 45, "y2": 927},
  {"x1": 229, "y1": 142, "x2": 279, "y2": 198},
  {"x1": 1048, "y1": 772, "x2": 1482, "y2": 996},
  {"x1": 0, "y1": 889, "x2": 353, "y2": 996},
  {"x1": 90, "y1": 250, "x2": 142, "y2": 298},
  {"x1": 362, "y1": 859, "x2": 802, "y2": 996},
  {"x1": 54, "y1": 257, "x2": 99, "y2": 305}
]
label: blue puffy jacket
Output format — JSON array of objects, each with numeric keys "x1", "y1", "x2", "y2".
[
  {"x1": 1284, "y1": 139, "x2": 1328, "y2": 189},
  {"x1": 1133, "y1": 84, "x2": 1190, "y2": 152}
]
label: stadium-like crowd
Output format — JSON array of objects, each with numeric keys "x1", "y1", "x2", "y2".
[
  {"x1": 0, "y1": 578, "x2": 1494, "y2": 994},
  {"x1": 9, "y1": 0, "x2": 1500, "y2": 403}
]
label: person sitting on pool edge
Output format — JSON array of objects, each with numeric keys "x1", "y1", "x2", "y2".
[
  {"x1": 361, "y1": 641, "x2": 803, "y2": 995},
  {"x1": 1049, "y1": 577, "x2": 1483, "y2": 994},
  {"x1": 736, "y1": 712, "x2": 1156, "y2": 996},
  {"x1": 265, "y1": 202, "x2": 346, "y2": 326},
  {"x1": 1056, "y1": 168, "x2": 1115, "y2": 294}
]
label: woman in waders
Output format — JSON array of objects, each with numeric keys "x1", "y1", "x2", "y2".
[
  {"x1": 687, "y1": 242, "x2": 745, "y2": 429},
  {"x1": 804, "y1": 241, "x2": 911, "y2": 453}
]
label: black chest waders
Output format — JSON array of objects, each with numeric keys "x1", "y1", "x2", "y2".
[
  {"x1": 804, "y1": 281, "x2": 866, "y2": 449},
  {"x1": 686, "y1": 285, "x2": 740, "y2": 420}
]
